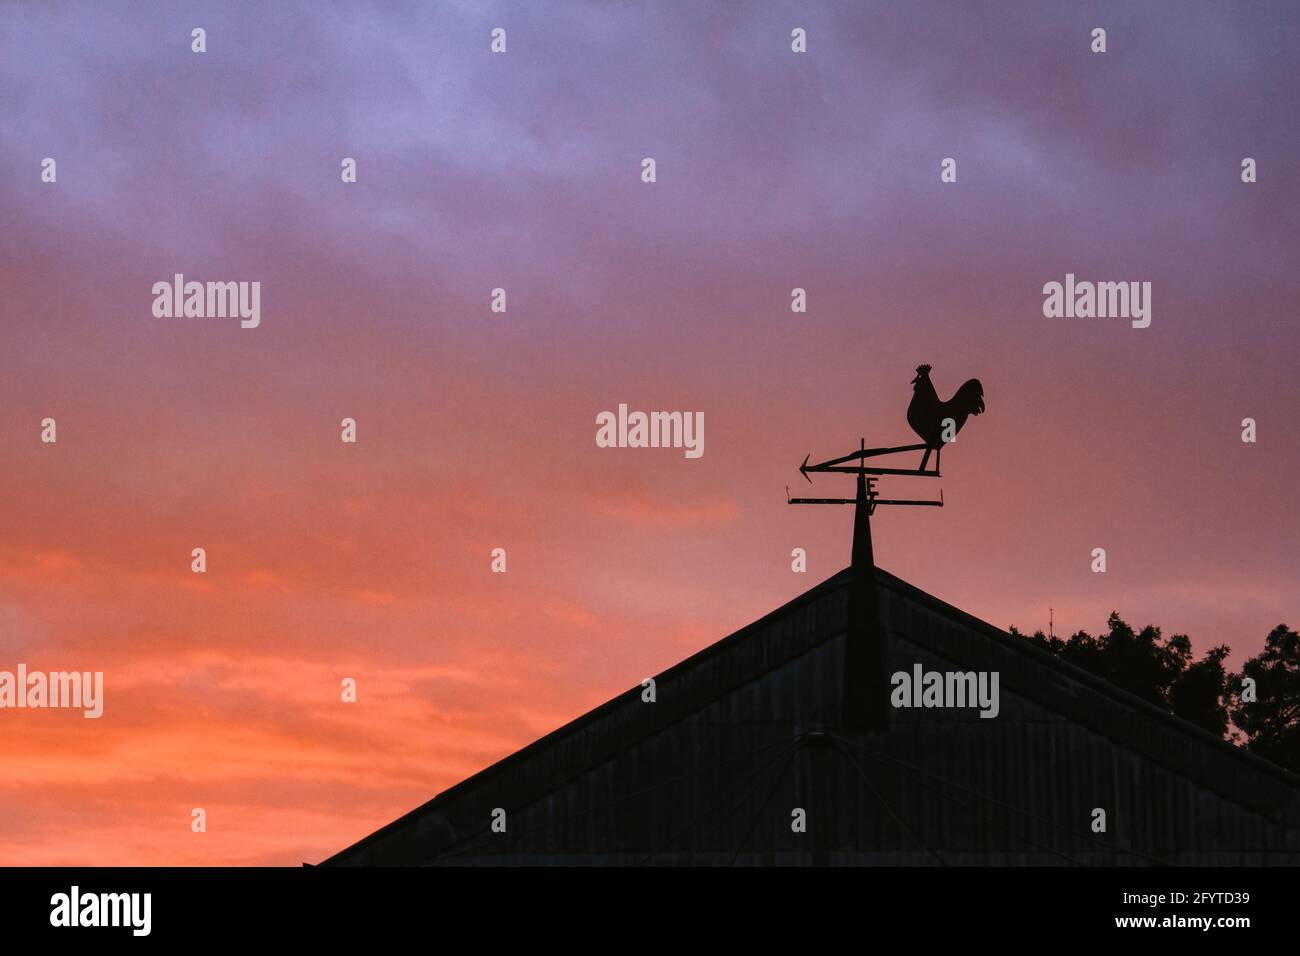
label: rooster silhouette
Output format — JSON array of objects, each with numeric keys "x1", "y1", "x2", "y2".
[{"x1": 907, "y1": 364, "x2": 984, "y2": 471}]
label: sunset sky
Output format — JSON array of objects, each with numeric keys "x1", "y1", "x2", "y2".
[{"x1": 1, "y1": 1, "x2": 1297, "y2": 865}]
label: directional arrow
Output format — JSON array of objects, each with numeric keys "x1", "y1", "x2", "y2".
[{"x1": 789, "y1": 439, "x2": 945, "y2": 509}]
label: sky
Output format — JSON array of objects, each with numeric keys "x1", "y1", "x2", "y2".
[{"x1": 0, "y1": 0, "x2": 1297, "y2": 865}]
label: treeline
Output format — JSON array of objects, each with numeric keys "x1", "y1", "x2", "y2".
[{"x1": 1010, "y1": 614, "x2": 1300, "y2": 774}]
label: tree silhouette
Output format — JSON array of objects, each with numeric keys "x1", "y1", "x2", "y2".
[
  {"x1": 1227, "y1": 624, "x2": 1300, "y2": 773},
  {"x1": 1014, "y1": 616, "x2": 1300, "y2": 774},
  {"x1": 1011, "y1": 613, "x2": 1229, "y2": 738},
  {"x1": 1170, "y1": 645, "x2": 1231, "y2": 739}
]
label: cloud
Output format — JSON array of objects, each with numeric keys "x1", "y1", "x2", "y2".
[{"x1": 0, "y1": 0, "x2": 1296, "y2": 863}]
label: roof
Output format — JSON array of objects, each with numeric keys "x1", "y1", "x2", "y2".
[{"x1": 322, "y1": 567, "x2": 1300, "y2": 865}]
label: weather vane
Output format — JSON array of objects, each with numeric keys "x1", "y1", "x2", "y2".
[{"x1": 788, "y1": 364, "x2": 985, "y2": 731}]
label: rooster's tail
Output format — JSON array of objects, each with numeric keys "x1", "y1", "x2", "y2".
[{"x1": 954, "y1": 378, "x2": 985, "y2": 416}]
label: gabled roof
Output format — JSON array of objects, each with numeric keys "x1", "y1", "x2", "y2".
[{"x1": 322, "y1": 567, "x2": 1300, "y2": 865}]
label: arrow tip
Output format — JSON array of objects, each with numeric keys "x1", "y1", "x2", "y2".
[{"x1": 800, "y1": 453, "x2": 812, "y2": 483}]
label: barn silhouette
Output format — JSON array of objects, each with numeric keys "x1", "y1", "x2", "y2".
[{"x1": 322, "y1": 564, "x2": 1300, "y2": 866}]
